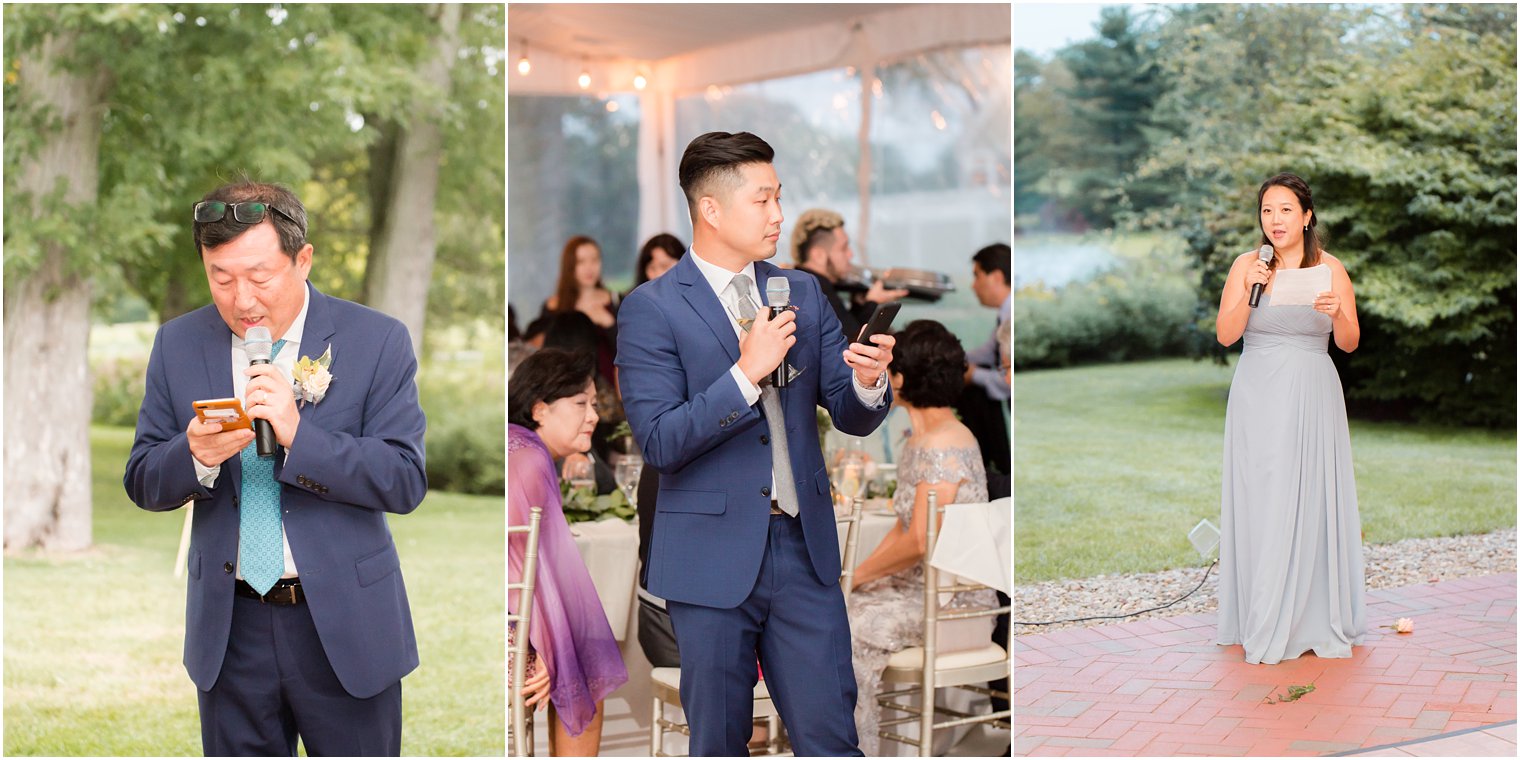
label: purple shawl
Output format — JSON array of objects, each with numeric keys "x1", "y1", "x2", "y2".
[{"x1": 508, "y1": 423, "x2": 628, "y2": 736}]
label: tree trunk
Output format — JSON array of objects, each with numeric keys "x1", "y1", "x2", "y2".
[
  {"x1": 4, "y1": 31, "x2": 112, "y2": 552},
  {"x1": 364, "y1": 3, "x2": 462, "y2": 358}
]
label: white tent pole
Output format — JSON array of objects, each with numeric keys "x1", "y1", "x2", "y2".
[
  {"x1": 636, "y1": 87, "x2": 685, "y2": 252},
  {"x1": 856, "y1": 60, "x2": 875, "y2": 266}
]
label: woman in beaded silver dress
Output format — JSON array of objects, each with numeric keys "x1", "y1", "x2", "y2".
[{"x1": 846, "y1": 320, "x2": 994, "y2": 755}]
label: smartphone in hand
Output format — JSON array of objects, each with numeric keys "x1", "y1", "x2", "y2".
[
  {"x1": 193, "y1": 398, "x2": 252, "y2": 432},
  {"x1": 855, "y1": 301, "x2": 902, "y2": 346}
]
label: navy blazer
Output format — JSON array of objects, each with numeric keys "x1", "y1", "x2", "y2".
[
  {"x1": 124, "y1": 283, "x2": 427, "y2": 699},
  {"x1": 616, "y1": 254, "x2": 891, "y2": 608}
]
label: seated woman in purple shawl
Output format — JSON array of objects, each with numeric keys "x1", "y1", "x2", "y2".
[{"x1": 509, "y1": 348, "x2": 628, "y2": 756}]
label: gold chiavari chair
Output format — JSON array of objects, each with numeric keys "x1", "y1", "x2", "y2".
[
  {"x1": 508, "y1": 506, "x2": 544, "y2": 757},
  {"x1": 876, "y1": 491, "x2": 1011, "y2": 755}
]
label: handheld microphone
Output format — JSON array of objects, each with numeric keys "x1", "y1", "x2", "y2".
[
  {"x1": 1249, "y1": 244, "x2": 1274, "y2": 308},
  {"x1": 244, "y1": 326, "x2": 277, "y2": 457},
  {"x1": 765, "y1": 276, "x2": 791, "y2": 388}
]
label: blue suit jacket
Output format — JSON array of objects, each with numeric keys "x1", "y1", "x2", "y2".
[
  {"x1": 616, "y1": 254, "x2": 891, "y2": 608},
  {"x1": 124, "y1": 283, "x2": 427, "y2": 699}
]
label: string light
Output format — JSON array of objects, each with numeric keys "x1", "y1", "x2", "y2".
[
  {"x1": 517, "y1": 39, "x2": 530, "y2": 76},
  {"x1": 578, "y1": 57, "x2": 591, "y2": 89},
  {"x1": 633, "y1": 69, "x2": 647, "y2": 91}
]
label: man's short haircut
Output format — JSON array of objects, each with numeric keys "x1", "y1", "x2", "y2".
[
  {"x1": 972, "y1": 242, "x2": 1011, "y2": 286},
  {"x1": 678, "y1": 132, "x2": 775, "y2": 222},
  {"x1": 791, "y1": 208, "x2": 845, "y2": 265},
  {"x1": 193, "y1": 179, "x2": 309, "y2": 260}
]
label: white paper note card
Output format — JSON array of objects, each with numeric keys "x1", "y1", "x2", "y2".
[{"x1": 1270, "y1": 264, "x2": 1332, "y2": 307}]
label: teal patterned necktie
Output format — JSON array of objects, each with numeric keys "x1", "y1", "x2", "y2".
[{"x1": 239, "y1": 338, "x2": 287, "y2": 595}]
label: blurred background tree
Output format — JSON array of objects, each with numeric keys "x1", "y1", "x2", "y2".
[
  {"x1": 4, "y1": 3, "x2": 505, "y2": 551},
  {"x1": 1014, "y1": 3, "x2": 1515, "y2": 428}
]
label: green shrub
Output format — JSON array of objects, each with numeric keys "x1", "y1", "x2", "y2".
[
  {"x1": 1014, "y1": 256, "x2": 1198, "y2": 369},
  {"x1": 417, "y1": 357, "x2": 505, "y2": 496},
  {"x1": 92, "y1": 355, "x2": 149, "y2": 428}
]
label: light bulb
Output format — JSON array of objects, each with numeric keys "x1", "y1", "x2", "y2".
[
  {"x1": 633, "y1": 72, "x2": 647, "y2": 90},
  {"x1": 517, "y1": 55, "x2": 531, "y2": 75},
  {"x1": 578, "y1": 70, "x2": 591, "y2": 89}
]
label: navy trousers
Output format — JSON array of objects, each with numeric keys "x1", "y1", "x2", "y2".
[
  {"x1": 198, "y1": 594, "x2": 402, "y2": 756},
  {"x1": 666, "y1": 514, "x2": 862, "y2": 757}
]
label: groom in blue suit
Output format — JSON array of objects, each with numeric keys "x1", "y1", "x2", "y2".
[
  {"x1": 618, "y1": 132, "x2": 895, "y2": 756},
  {"x1": 125, "y1": 181, "x2": 426, "y2": 756}
]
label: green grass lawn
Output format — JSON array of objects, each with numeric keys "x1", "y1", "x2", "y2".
[
  {"x1": 4, "y1": 426, "x2": 504, "y2": 756},
  {"x1": 1015, "y1": 358, "x2": 1516, "y2": 583}
]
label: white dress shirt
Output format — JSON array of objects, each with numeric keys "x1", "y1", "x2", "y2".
[
  {"x1": 193, "y1": 284, "x2": 310, "y2": 579},
  {"x1": 688, "y1": 247, "x2": 888, "y2": 409}
]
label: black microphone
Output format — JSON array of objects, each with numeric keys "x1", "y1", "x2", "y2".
[
  {"x1": 766, "y1": 276, "x2": 791, "y2": 388},
  {"x1": 1249, "y1": 244, "x2": 1274, "y2": 308},
  {"x1": 244, "y1": 326, "x2": 277, "y2": 458}
]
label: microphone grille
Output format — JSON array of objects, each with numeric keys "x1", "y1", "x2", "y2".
[
  {"x1": 1259, "y1": 244, "x2": 1275, "y2": 262},
  {"x1": 244, "y1": 326, "x2": 273, "y2": 361},
  {"x1": 766, "y1": 276, "x2": 790, "y2": 306}
]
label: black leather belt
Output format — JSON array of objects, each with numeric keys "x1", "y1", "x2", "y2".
[{"x1": 235, "y1": 578, "x2": 305, "y2": 605}]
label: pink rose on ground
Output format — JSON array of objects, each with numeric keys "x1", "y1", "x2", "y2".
[{"x1": 1384, "y1": 617, "x2": 1415, "y2": 634}]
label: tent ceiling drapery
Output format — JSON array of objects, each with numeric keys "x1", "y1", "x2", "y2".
[
  {"x1": 508, "y1": 2, "x2": 1011, "y2": 263},
  {"x1": 507, "y1": 3, "x2": 1010, "y2": 95}
]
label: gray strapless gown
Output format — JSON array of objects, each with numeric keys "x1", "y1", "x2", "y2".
[{"x1": 1216, "y1": 292, "x2": 1367, "y2": 664}]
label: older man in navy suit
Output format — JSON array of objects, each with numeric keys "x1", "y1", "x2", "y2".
[
  {"x1": 125, "y1": 181, "x2": 426, "y2": 756},
  {"x1": 617, "y1": 132, "x2": 895, "y2": 756}
]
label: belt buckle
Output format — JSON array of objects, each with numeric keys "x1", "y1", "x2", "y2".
[{"x1": 261, "y1": 582, "x2": 297, "y2": 604}]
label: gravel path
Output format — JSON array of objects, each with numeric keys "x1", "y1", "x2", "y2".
[{"x1": 1015, "y1": 528, "x2": 1516, "y2": 635}]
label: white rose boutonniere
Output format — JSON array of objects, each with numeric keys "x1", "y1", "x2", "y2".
[{"x1": 293, "y1": 345, "x2": 333, "y2": 407}]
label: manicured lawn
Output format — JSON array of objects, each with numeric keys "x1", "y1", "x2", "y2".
[
  {"x1": 1015, "y1": 358, "x2": 1516, "y2": 582},
  {"x1": 4, "y1": 426, "x2": 504, "y2": 756}
]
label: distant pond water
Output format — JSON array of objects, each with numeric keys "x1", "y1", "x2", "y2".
[{"x1": 1014, "y1": 239, "x2": 1118, "y2": 288}]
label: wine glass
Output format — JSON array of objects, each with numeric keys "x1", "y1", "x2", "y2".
[
  {"x1": 615, "y1": 456, "x2": 643, "y2": 509},
  {"x1": 562, "y1": 456, "x2": 594, "y2": 493}
]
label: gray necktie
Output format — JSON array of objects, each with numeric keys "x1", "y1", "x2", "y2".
[{"x1": 729, "y1": 275, "x2": 800, "y2": 517}]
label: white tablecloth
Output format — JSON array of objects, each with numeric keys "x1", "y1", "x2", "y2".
[{"x1": 570, "y1": 517, "x2": 641, "y2": 640}]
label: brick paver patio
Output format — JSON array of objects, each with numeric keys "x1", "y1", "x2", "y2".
[{"x1": 1015, "y1": 573, "x2": 1516, "y2": 756}]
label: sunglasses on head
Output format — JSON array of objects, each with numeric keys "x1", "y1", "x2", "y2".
[{"x1": 192, "y1": 200, "x2": 298, "y2": 227}]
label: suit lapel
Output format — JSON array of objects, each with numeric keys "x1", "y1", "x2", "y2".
[
  {"x1": 200, "y1": 312, "x2": 235, "y2": 403},
  {"x1": 676, "y1": 253, "x2": 742, "y2": 365},
  {"x1": 295, "y1": 282, "x2": 336, "y2": 427}
]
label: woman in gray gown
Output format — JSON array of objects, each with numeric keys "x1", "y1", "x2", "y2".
[
  {"x1": 846, "y1": 320, "x2": 994, "y2": 754},
  {"x1": 1215, "y1": 173, "x2": 1367, "y2": 665}
]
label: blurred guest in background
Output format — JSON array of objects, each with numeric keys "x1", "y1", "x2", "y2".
[
  {"x1": 847, "y1": 320, "x2": 994, "y2": 756},
  {"x1": 509, "y1": 348, "x2": 628, "y2": 756},
  {"x1": 959, "y1": 242, "x2": 1011, "y2": 486},
  {"x1": 508, "y1": 304, "x2": 533, "y2": 380},
  {"x1": 966, "y1": 242, "x2": 1011, "y2": 402},
  {"x1": 791, "y1": 208, "x2": 907, "y2": 340},
  {"x1": 542, "y1": 235, "x2": 618, "y2": 382},
  {"x1": 630, "y1": 233, "x2": 686, "y2": 295}
]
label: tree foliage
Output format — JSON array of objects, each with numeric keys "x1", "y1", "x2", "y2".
[
  {"x1": 5, "y1": 3, "x2": 504, "y2": 339},
  {"x1": 1015, "y1": 3, "x2": 1516, "y2": 427}
]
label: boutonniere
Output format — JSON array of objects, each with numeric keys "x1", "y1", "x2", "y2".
[{"x1": 292, "y1": 345, "x2": 333, "y2": 407}]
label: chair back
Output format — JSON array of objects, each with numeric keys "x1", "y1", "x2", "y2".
[
  {"x1": 838, "y1": 497, "x2": 865, "y2": 604},
  {"x1": 918, "y1": 492, "x2": 1010, "y2": 753},
  {"x1": 508, "y1": 506, "x2": 544, "y2": 757}
]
